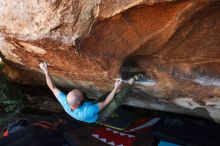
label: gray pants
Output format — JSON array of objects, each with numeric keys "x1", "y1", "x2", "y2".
[{"x1": 96, "y1": 84, "x2": 132, "y2": 122}]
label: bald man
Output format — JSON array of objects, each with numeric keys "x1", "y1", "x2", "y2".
[{"x1": 40, "y1": 62, "x2": 144, "y2": 123}]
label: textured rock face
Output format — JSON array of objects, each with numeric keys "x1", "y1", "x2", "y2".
[{"x1": 1, "y1": 0, "x2": 220, "y2": 122}]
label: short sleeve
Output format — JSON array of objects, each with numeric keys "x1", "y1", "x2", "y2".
[
  {"x1": 56, "y1": 91, "x2": 67, "y2": 106},
  {"x1": 84, "y1": 103, "x2": 99, "y2": 117}
]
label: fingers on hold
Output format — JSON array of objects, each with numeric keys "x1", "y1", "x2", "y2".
[{"x1": 43, "y1": 62, "x2": 47, "y2": 67}]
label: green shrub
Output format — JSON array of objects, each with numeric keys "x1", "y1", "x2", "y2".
[{"x1": 0, "y1": 63, "x2": 24, "y2": 125}]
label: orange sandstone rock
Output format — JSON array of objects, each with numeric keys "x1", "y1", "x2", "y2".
[{"x1": 0, "y1": 0, "x2": 220, "y2": 122}]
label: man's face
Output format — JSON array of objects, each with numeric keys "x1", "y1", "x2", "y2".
[{"x1": 67, "y1": 89, "x2": 84, "y2": 110}]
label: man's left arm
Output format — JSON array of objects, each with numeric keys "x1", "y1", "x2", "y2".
[{"x1": 39, "y1": 62, "x2": 66, "y2": 104}]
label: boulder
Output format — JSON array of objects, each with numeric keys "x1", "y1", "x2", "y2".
[{"x1": 1, "y1": 0, "x2": 220, "y2": 122}]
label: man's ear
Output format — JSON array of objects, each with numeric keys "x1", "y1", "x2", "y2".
[
  {"x1": 70, "y1": 105, "x2": 75, "y2": 110},
  {"x1": 77, "y1": 101, "x2": 81, "y2": 106}
]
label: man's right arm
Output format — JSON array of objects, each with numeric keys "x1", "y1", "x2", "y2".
[{"x1": 98, "y1": 79, "x2": 122, "y2": 111}]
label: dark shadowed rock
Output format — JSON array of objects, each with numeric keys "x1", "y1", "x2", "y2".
[{"x1": 1, "y1": 0, "x2": 220, "y2": 122}]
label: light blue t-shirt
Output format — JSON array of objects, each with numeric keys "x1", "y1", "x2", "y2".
[{"x1": 56, "y1": 91, "x2": 99, "y2": 123}]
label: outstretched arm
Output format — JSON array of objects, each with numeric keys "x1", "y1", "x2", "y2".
[
  {"x1": 98, "y1": 79, "x2": 122, "y2": 111},
  {"x1": 39, "y1": 62, "x2": 60, "y2": 97}
]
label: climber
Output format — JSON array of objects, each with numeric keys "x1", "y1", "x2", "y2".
[{"x1": 39, "y1": 62, "x2": 144, "y2": 123}]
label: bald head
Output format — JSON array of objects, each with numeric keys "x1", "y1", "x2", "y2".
[{"x1": 67, "y1": 89, "x2": 84, "y2": 108}]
